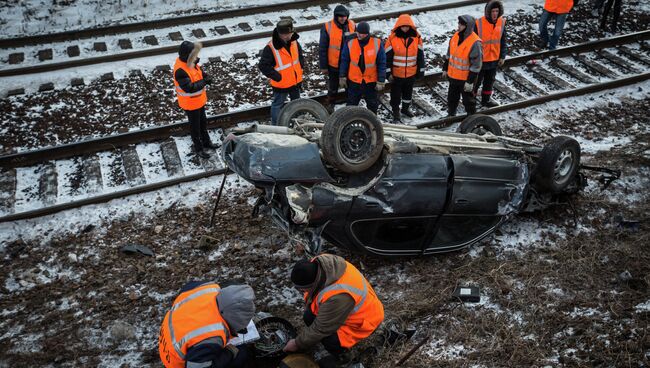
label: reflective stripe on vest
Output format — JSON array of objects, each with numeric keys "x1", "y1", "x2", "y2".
[
  {"x1": 268, "y1": 40, "x2": 303, "y2": 89},
  {"x1": 317, "y1": 281, "x2": 368, "y2": 313},
  {"x1": 347, "y1": 37, "x2": 380, "y2": 84},
  {"x1": 476, "y1": 17, "x2": 505, "y2": 62},
  {"x1": 173, "y1": 58, "x2": 207, "y2": 111},
  {"x1": 386, "y1": 33, "x2": 422, "y2": 78},
  {"x1": 544, "y1": 0, "x2": 573, "y2": 13},
  {"x1": 325, "y1": 20, "x2": 355, "y2": 68},
  {"x1": 447, "y1": 32, "x2": 481, "y2": 80}
]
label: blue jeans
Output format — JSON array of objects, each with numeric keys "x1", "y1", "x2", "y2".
[
  {"x1": 270, "y1": 87, "x2": 300, "y2": 125},
  {"x1": 539, "y1": 10, "x2": 568, "y2": 50}
]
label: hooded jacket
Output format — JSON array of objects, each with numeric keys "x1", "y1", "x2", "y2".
[
  {"x1": 476, "y1": 0, "x2": 508, "y2": 69},
  {"x1": 174, "y1": 42, "x2": 210, "y2": 99},
  {"x1": 385, "y1": 14, "x2": 425, "y2": 79},
  {"x1": 319, "y1": 5, "x2": 356, "y2": 70},
  {"x1": 259, "y1": 29, "x2": 305, "y2": 92},
  {"x1": 443, "y1": 14, "x2": 482, "y2": 82}
]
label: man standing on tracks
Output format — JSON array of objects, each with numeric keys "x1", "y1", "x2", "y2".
[
  {"x1": 339, "y1": 22, "x2": 386, "y2": 115},
  {"x1": 385, "y1": 14, "x2": 425, "y2": 123},
  {"x1": 173, "y1": 41, "x2": 217, "y2": 159},
  {"x1": 259, "y1": 19, "x2": 304, "y2": 125},
  {"x1": 539, "y1": 0, "x2": 575, "y2": 50},
  {"x1": 159, "y1": 282, "x2": 255, "y2": 368},
  {"x1": 473, "y1": 0, "x2": 508, "y2": 108},
  {"x1": 319, "y1": 5, "x2": 356, "y2": 110},
  {"x1": 282, "y1": 254, "x2": 384, "y2": 367},
  {"x1": 442, "y1": 15, "x2": 482, "y2": 117}
]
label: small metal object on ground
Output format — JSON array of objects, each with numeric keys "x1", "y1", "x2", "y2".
[
  {"x1": 120, "y1": 244, "x2": 154, "y2": 257},
  {"x1": 452, "y1": 285, "x2": 480, "y2": 303}
]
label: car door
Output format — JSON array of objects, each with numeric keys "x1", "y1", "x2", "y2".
[{"x1": 347, "y1": 153, "x2": 451, "y2": 255}]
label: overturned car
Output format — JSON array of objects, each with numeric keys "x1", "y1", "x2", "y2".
[{"x1": 221, "y1": 99, "x2": 587, "y2": 256}]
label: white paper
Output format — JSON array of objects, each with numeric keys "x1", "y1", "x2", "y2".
[
  {"x1": 460, "y1": 288, "x2": 472, "y2": 296},
  {"x1": 229, "y1": 320, "x2": 260, "y2": 346}
]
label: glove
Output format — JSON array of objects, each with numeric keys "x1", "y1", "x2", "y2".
[
  {"x1": 441, "y1": 71, "x2": 448, "y2": 80},
  {"x1": 321, "y1": 68, "x2": 329, "y2": 75},
  {"x1": 463, "y1": 82, "x2": 474, "y2": 93},
  {"x1": 387, "y1": 74, "x2": 393, "y2": 83},
  {"x1": 339, "y1": 77, "x2": 347, "y2": 89},
  {"x1": 271, "y1": 72, "x2": 282, "y2": 82},
  {"x1": 375, "y1": 82, "x2": 385, "y2": 91},
  {"x1": 203, "y1": 76, "x2": 213, "y2": 85},
  {"x1": 225, "y1": 344, "x2": 239, "y2": 358},
  {"x1": 498, "y1": 58, "x2": 505, "y2": 67}
]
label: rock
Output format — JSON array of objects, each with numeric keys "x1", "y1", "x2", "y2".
[
  {"x1": 618, "y1": 270, "x2": 632, "y2": 282},
  {"x1": 154, "y1": 225, "x2": 163, "y2": 234},
  {"x1": 68, "y1": 253, "x2": 78, "y2": 262},
  {"x1": 109, "y1": 321, "x2": 137, "y2": 341}
]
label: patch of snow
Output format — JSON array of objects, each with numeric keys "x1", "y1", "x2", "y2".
[{"x1": 634, "y1": 300, "x2": 650, "y2": 313}]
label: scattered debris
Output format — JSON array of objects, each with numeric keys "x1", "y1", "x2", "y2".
[{"x1": 120, "y1": 244, "x2": 154, "y2": 257}]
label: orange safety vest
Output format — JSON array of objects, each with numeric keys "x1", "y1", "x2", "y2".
[
  {"x1": 268, "y1": 40, "x2": 303, "y2": 89},
  {"x1": 447, "y1": 31, "x2": 481, "y2": 81},
  {"x1": 306, "y1": 261, "x2": 384, "y2": 348},
  {"x1": 475, "y1": 16, "x2": 505, "y2": 62},
  {"x1": 325, "y1": 20, "x2": 356, "y2": 68},
  {"x1": 347, "y1": 37, "x2": 380, "y2": 84},
  {"x1": 173, "y1": 58, "x2": 207, "y2": 111},
  {"x1": 544, "y1": 0, "x2": 573, "y2": 13},
  {"x1": 159, "y1": 283, "x2": 231, "y2": 368},
  {"x1": 385, "y1": 34, "x2": 422, "y2": 78}
]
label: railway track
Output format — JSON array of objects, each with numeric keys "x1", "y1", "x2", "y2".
[
  {"x1": 0, "y1": 0, "x2": 486, "y2": 78},
  {"x1": 0, "y1": 31, "x2": 648, "y2": 223}
]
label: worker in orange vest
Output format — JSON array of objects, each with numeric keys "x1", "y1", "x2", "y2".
[
  {"x1": 319, "y1": 5, "x2": 356, "y2": 108},
  {"x1": 473, "y1": 0, "x2": 508, "y2": 107},
  {"x1": 283, "y1": 254, "x2": 384, "y2": 367},
  {"x1": 158, "y1": 282, "x2": 255, "y2": 368},
  {"x1": 442, "y1": 15, "x2": 482, "y2": 116},
  {"x1": 539, "y1": 0, "x2": 575, "y2": 50},
  {"x1": 259, "y1": 19, "x2": 304, "y2": 125},
  {"x1": 338, "y1": 22, "x2": 387, "y2": 115},
  {"x1": 385, "y1": 14, "x2": 425, "y2": 123},
  {"x1": 173, "y1": 41, "x2": 216, "y2": 159}
]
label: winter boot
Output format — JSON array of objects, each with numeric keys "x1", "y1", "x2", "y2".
[
  {"x1": 391, "y1": 107, "x2": 401, "y2": 124},
  {"x1": 326, "y1": 95, "x2": 337, "y2": 113},
  {"x1": 400, "y1": 104, "x2": 414, "y2": 118},
  {"x1": 481, "y1": 95, "x2": 499, "y2": 108},
  {"x1": 196, "y1": 149, "x2": 210, "y2": 159}
]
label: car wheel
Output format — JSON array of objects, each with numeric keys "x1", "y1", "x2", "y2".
[
  {"x1": 457, "y1": 114, "x2": 503, "y2": 136},
  {"x1": 321, "y1": 106, "x2": 384, "y2": 173},
  {"x1": 535, "y1": 136, "x2": 581, "y2": 193},
  {"x1": 277, "y1": 98, "x2": 329, "y2": 128}
]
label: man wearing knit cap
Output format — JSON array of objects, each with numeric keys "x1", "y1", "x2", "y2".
[
  {"x1": 473, "y1": 0, "x2": 508, "y2": 107},
  {"x1": 159, "y1": 282, "x2": 256, "y2": 368},
  {"x1": 319, "y1": 4, "x2": 356, "y2": 109},
  {"x1": 339, "y1": 21, "x2": 387, "y2": 114},
  {"x1": 259, "y1": 19, "x2": 305, "y2": 125},
  {"x1": 441, "y1": 15, "x2": 482, "y2": 116},
  {"x1": 283, "y1": 254, "x2": 384, "y2": 367}
]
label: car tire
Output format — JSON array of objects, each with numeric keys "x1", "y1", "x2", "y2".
[
  {"x1": 321, "y1": 106, "x2": 384, "y2": 173},
  {"x1": 534, "y1": 136, "x2": 581, "y2": 193},
  {"x1": 457, "y1": 114, "x2": 503, "y2": 136},
  {"x1": 277, "y1": 98, "x2": 329, "y2": 128}
]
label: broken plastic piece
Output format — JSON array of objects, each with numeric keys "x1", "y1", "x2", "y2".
[
  {"x1": 120, "y1": 244, "x2": 154, "y2": 257},
  {"x1": 452, "y1": 285, "x2": 480, "y2": 303}
]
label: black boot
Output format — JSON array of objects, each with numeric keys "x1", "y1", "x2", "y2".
[
  {"x1": 392, "y1": 107, "x2": 401, "y2": 123},
  {"x1": 203, "y1": 141, "x2": 219, "y2": 149},
  {"x1": 481, "y1": 96, "x2": 499, "y2": 107},
  {"x1": 401, "y1": 104, "x2": 414, "y2": 118},
  {"x1": 326, "y1": 95, "x2": 337, "y2": 113}
]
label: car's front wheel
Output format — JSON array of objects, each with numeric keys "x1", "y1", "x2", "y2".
[
  {"x1": 535, "y1": 136, "x2": 581, "y2": 193},
  {"x1": 321, "y1": 107, "x2": 384, "y2": 173},
  {"x1": 457, "y1": 114, "x2": 503, "y2": 136}
]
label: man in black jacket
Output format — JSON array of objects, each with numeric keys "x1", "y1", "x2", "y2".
[{"x1": 319, "y1": 5, "x2": 356, "y2": 109}]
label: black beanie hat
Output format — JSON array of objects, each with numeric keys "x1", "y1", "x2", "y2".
[
  {"x1": 291, "y1": 259, "x2": 319, "y2": 289},
  {"x1": 458, "y1": 16, "x2": 467, "y2": 26},
  {"x1": 333, "y1": 4, "x2": 350, "y2": 17},
  {"x1": 356, "y1": 22, "x2": 370, "y2": 34},
  {"x1": 178, "y1": 41, "x2": 194, "y2": 62}
]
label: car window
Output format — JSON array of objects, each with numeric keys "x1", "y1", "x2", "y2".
[
  {"x1": 426, "y1": 215, "x2": 503, "y2": 253},
  {"x1": 351, "y1": 217, "x2": 433, "y2": 254}
]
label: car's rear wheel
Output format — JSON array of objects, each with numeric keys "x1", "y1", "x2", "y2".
[
  {"x1": 277, "y1": 98, "x2": 329, "y2": 128},
  {"x1": 457, "y1": 114, "x2": 503, "y2": 136},
  {"x1": 321, "y1": 106, "x2": 384, "y2": 173},
  {"x1": 535, "y1": 136, "x2": 581, "y2": 193}
]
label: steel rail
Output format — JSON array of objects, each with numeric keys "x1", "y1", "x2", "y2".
[
  {"x1": 0, "y1": 0, "x2": 342, "y2": 48},
  {"x1": 2, "y1": 30, "x2": 647, "y2": 169},
  {"x1": 0, "y1": 0, "x2": 487, "y2": 77}
]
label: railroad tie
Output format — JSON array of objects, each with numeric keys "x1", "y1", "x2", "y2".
[
  {"x1": 38, "y1": 162, "x2": 58, "y2": 207},
  {"x1": 597, "y1": 49, "x2": 640, "y2": 73},
  {"x1": 120, "y1": 146, "x2": 147, "y2": 187},
  {"x1": 0, "y1": 169, "x2": 17, "y2": 215},
  {"x1": 550, "y1": 59, "x2": 597, "y2": 84},
  {"x1": 500, "y1": 68, "x2": 546, "y2": 96},
  {"x1": 617, "y1": 45, "x2": 650, "y2": 67},
  {"x1": 412, "y1": 95, "x2": 441, "y2": 117},
  {"x1": 82, "y1": 154, "x2": 103, "y2": 194},
  {"x1": 492, "y1": 80, "x2": 524, "y2": 102},
  {"x1": 573, "y1": 54, "x2": 618, "y2": 78},
  {"x1": 528, "y1": 64, "x2": 574, "y2": 90},
  {"x1": 159, "y1": 139, "x2": 185, "y2": 178}
]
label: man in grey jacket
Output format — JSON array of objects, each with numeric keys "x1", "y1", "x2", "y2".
[{"x1": 441, "y1": 15, "x2": 482, "y2": 116}]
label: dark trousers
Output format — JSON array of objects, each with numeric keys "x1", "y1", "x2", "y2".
[
  {"x1": 303, "y1": 308, "x2": 346, "y2": 356},
  {"x1": 447, "y1": 78, "x2": 476, "y2": 115},
  {"x1": 390, "y1": 76, "x2": 415, "y2": 110},
  {"x1": 185, "y1": 106, "x2": 211, "y2": 151},
  {"x1": 474, "y1": 68, "x2": 498, "y2": 102},
  {"x1": 327, "y1": 67, "x2": 341, "y2": 96},
  {"x1": 346, "y1": 81, "x2": 378, "y2": 114},
  {"x1": 270, "y1": 87, "x2": 301, "y2": 125},
  {"x1": 601, "y1": 0, "x2": 622, "y2": 31}
]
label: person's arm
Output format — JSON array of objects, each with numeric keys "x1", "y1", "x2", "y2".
[
  {"x1": 174, "y1": 69, "x2": 206, "y2": 93},
  {"x1": 184, "y1": 337, "x2": 237, "y2": 368},
  {"x1": 384, "y1": 38, "x2": 393, "y2": 79},
  {"x1": 442, "y1": 43, "x2": 450, "y2": 72},
  {"x1": 416, "y1": 36, "x2": 425, "y2": 78},
  {"x1": 467, "y1": 40, "x2": 483, "y2": 83},
  {"x1": 258, "y1": 45, "x2": 282, "y2": 81},
  {"x1": 319, "y1": 25, "x2": 329, "y2": 70},
  {"x1": 295, "y1": 294, "x2": 355, "y2": 350},
  {"x1": 499, "y1": 22, "x2": 508, "y2": 60},
  {"x1": 298, "y1": 41, "x2": 305, "y2": 71},
  {"x1": 339, "y1": 42, "x2": 351, "y2": 78},
  {"x1": 376, "y1": 41, "x2": 387, "y2": 83}
]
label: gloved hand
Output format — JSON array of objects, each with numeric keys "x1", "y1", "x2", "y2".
[
  {"x1": 387, "y1": 74, "x2": 393, "y2": 83},
  {"x1": 321, "y1": 68, "x2": 329, "y2": 75},
  {"x1": 225, "y1": 344, "x2": 239, "y2": 358},
  {"x1": 203, "y1": 76, "x2": 213, "y2": 85},
  {"x1": 463, "y1": 82, "x2": 474, "y2": 93},
  {"x1": 339, "y1": 77, "x2": 347, "y2": 89},
  {"x1": 283, "y1": 339, "x2": 299, "y2": 352},
  {"x1": 498, "y1": 58, "x2": 505, "y2": 67},
  {"x1": 375, "y1": 82, "x2": 385, "y2": 91},
  {"x1": 441, "y1": 71, "x2": 448, "y2": 80}
]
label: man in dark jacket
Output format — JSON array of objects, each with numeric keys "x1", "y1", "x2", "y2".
[
  {"x1": 600, "y1": 0, "x2": 622, "y2": 31},
  {"x1": 473, "y1": 0, "x2": 508, "y2": 107},
  {"x1": 319, "y1": 5, "x2": 356, "y2": 109},
  {"x1": 259, "y1": 19, "x2": 305, "y2": 125},
  {"x1": 173, "y1": 41, "x2": 216, "y2": 159}
]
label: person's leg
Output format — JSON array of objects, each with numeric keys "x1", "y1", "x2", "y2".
[
  {"x1": 289, "y1": 86, "x2": 301, "y2": 101},
  {"x1": 227, "y1": 344, "x2": 252, "y2": 368},
  {"x1": 447, "y1": 79, "x2": 462, "y2": 116},
  {"x1": 549, "y1": 13, "x2": 567, "y2": 50},
  {"x1": 389, "y1": 77, "x2": 403, "y2": 111},
  {"x1": 462, "y1": 88, "x2": 477, "y2": 115},
  {"x1": 539, "y1": 10, "x2": 551, "y2": 47},
  {"x1": 270, "y1": 90, "x2": 288, "y2": 125},
  {"x1": 346, "y1": 82, "x2": 362, "y2": 106},
  {"x1": 364, "y1": 82, "x2": 379, "y2": 114},
  {"x1": 600, "y1": 0, "x2": 614, "y2": 29},
  {"x1": 474, "y1": 69, "x2": 486, "y2": 95},
  {"x1": 611, "y1": 0, "x2": 622, "y2": 31},
  {"x1": 400, "y1": 77, "x2": 415, "y2": 116},
  {"x1": 481, "y1": 68, "x2": 498, "y2": 106},
  {"x1": 198, "y1": 107, "x2": 214, "y2": 146},
  {"x1": 328, "y1": 67, "x2": 340, "y2": 96},
  {"x1": 186, "y1": 108, "x2": 203, "y2": 151}
]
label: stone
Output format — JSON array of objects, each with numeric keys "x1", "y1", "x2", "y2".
[
  {"x1": 93, "y1": 42, "x2": 107, "y2": 52},
  {"x1": 154, "y1": 225, "x2": 163, "y2": 234},
  {"x1": 37, "y1": 49, "x2": 53, "y2": 61},
  {"x1": 38, "y1": 82, "x2": 54, "y2": 92},
  {"x1": 100, "y1": 72, "x2": 114, "y2": 82},
  {"x1": 233, "y1": 52, "x2": 247, "y2": 60},
  {"x1": 260, "y1": 19, "x2": 273, "y2": 27},
  {"x1": 215, "y1": 26, "x2": 229, "y2": 35},
  {"x1": 67, "y1": 45, "x2": 80, "y2": 57},
  {"x1": 118, "y1": 39, "x2": 132, "y2": 49},
  {"x1": 71, "y1": 78, "x2": 85, "y2": 87},
  {"x1": 143, "y1": 35, "x2": 158, "y2": 45},
  {"x1": 9, "y1": 52, "x2": 24, "y2": 64},
  {"x1": 304, "y1": 15, "x2": 317, "y2": 20},
  {"x1": 192, "y1": 28, "x2": 206, "y2": 38},
  {"x1": 168, "y1": 31, "x2": 183, "y2": 41},
  {"x1": 109, "y1": 321, "x2": 137, "y2": 342}
]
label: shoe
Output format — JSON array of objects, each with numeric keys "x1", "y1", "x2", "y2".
[
  {"x1": 481, "y1": 99, "x2": 499, "y2": 107},
  {"x1": 400, "y1": 107, "x2": 414, "y2": 118},
  {"x1": 391, "y1": 108, "x2": 401, "y2": 123},
  {"x1": 447, "y1": 111, "x2": 457, "y2": 117},
  {"x1": 203, "y1": 141, "x2": 219, "y2": 150},
  {"x1": 196, "y1": 149, "x2": 210, "y2": 159}
]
